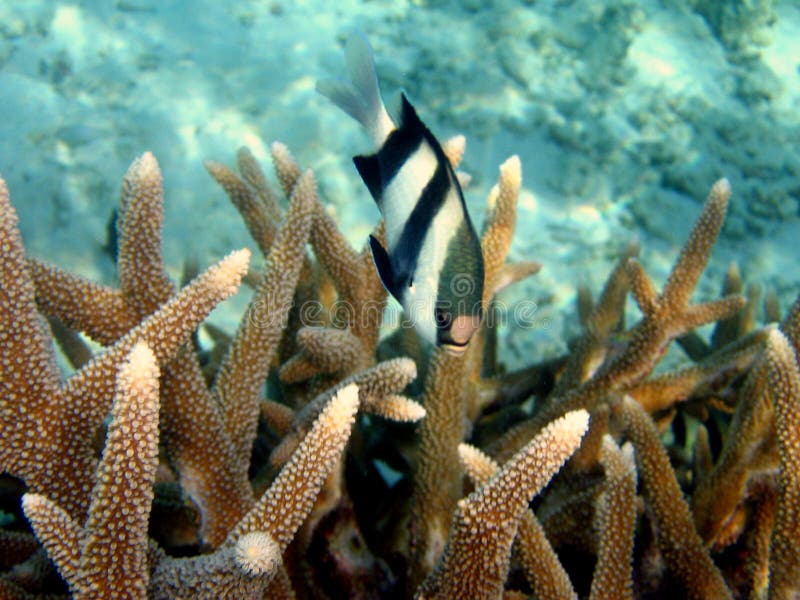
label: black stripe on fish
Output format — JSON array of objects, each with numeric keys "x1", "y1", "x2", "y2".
[
  {"x1": 352, "y1": 94, "x2": 427, "y2": 206},
  {"x1": 353, "y1": 154, "x2": 384, "y2": 203},
  {"x1": 368, "y1": 234, "x2": 401, "y2": 300},
  {"x1": 390, "y1": 158, "x2": 451, "y2": 293}
]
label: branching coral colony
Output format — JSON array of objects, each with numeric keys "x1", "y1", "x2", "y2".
[{"x1": 0, "y1": 130, "x2": 798, "y2": 599}]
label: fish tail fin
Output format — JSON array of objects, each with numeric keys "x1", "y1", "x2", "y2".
[{"x1": 317, "y1": 32, "x2": 395, "y2": 144}]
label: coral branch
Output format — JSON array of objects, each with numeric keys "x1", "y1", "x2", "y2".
[
  {"x1": 621, "y1": 397, "x2": 732, "y2": 599},
  {"x1": 418, "y1": 410, "x2": 588, "y2": 599},
  {"x1": 765, "y1": 329, "x2": 800, "y2": 599},
  {"x1": 589, "y1": 437, "x2": 637, "y2": 600},
  {"x1": 458, "y1": 440, "x2": 578, "y2": 600}
]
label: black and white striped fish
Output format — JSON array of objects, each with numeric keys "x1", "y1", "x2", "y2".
[{"x1": 317, "y1": 33, "x2": 484, "y2": 356}]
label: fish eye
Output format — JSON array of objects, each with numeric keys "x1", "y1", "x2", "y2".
[{"x1": 434, "y1": 306, "x2": 452, "y2": 329}]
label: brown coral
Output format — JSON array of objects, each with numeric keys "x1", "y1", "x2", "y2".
[{"x1": 1, "y1": 136, "x2": 798, "y2": 600}]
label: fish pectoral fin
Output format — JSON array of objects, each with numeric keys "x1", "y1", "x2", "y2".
[
  {"x1": 353, "y1": 154, "x2": 383, "y2": 205},
  {"x1": 368, "y1": 234, "x2": 401, "y2": 301}
]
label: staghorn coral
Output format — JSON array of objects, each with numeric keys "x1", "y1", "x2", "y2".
[
  {"x1": 418, "y1": 410, "x2": 589, "y2": 599},
  {"x1": 457, "y1": 424, "x2": 581, "y2": 600},
  {"x1": 149, "y1": 383, "x2": 363, "y2": 597},
  {"x1": 0, "y1": 172, "x2": 251, "y2": 527},
  {"x1": 268, "y1": 142, "x2": 387, "y2": 381},
  {"x1": 620, "y1": 396, "x2": 732, "y2": 599},
  {"x1": 27, "y1": 153, "x2": 256, "y2": 547},
  {"x1": 588, "y1": 436, "x2": 637, "y2": 600},
  {"x1": 763, "y1": 329, "x2": 800, "y2": 599},
  {"x1": 22, "y1": 341, "x2": 161, "y2": 598},
  {"x1": 0, "y1": 155, "x2": 419, "y2": 597},
  {"x1": 491, "y1": 178, "x2": 746, "y2": 463},
  {"x1": 1, "y1": 129, "x2": 799, "y2": 600}
]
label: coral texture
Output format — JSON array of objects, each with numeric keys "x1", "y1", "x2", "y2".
[{"x1": 0, "y1": 132, "x2": 798, "y2": 599}]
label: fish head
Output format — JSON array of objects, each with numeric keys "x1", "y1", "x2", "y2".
[{"x1": 434, "y1": 305, "x2": 482, "y2": 356}]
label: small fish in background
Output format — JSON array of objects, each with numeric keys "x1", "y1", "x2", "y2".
[{"x1": 317, "y1": 33, "x2": 484, "y2": 356}]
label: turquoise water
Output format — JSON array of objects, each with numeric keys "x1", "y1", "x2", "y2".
[{"x1": 1, "y1": 0, "x2": 798, "y2": 366}]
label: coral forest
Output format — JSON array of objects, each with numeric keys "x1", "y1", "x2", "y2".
[{"x1": 0, "y1": 135, "x2": 798, "y2": 598}]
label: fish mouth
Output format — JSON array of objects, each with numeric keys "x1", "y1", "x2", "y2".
[
  {"x1": 441, "y1": 341, "x2": 470, "y2": 356},
  {"x1": 439, "y1": 314, "x2": 481, "y2": 356}
]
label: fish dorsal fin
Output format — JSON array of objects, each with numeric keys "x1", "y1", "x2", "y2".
[
  {"x1": 398, "y1": 92, "x2": 425, "y2": 132},
  {"x1": 368, "y1": 234, "x2": 401, "y2": 301},
  {"x1": 353, "y1": 154, "x2": 383, "y2": 205}
]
